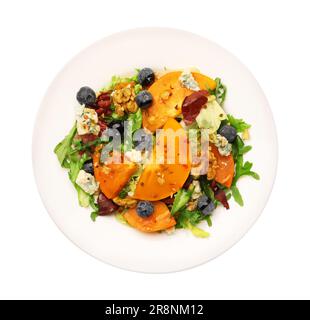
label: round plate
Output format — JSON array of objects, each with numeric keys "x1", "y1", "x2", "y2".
[{"x1": 32, "y1": 28, "x2": 278, "y2": 273}]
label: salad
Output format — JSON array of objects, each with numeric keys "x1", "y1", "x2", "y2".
[{"x1": 54, "y1": 67, "x2": 259, "y2": 237}]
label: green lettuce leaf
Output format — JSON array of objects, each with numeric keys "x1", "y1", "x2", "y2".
[
  {"x1": 196, "y1": 100, "x2": 227, "y2": 133},
  {"x1": 103, "y1": 69, "x2": 140, "y2": 91},
  {"x1": 54, "y1": 124, "x2": 77, "y2": 166},
  {"x1": 231, "y1": 185, "x2": 244, "y2": 206},
  {"x1": 187, "y1": 223, "x2": 210, "y2": 238},
  {"x1": 128, "y1": 109, "x2": 142, "y2": 132},
  {"x1": 227, "y1": 114, "x2": 251, "y2": 133},
  {"x1": 171, "y1": 189, "x2": 193, "y2": 215},
  {"x1": 214, "y1": 78, "x2": 227, "y2": 106}
]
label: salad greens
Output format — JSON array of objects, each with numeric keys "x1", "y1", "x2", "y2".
[
  {"x1": 103, "y1": 69, "x2": 140, "y2": 91},
  {"x1": 171, "y1": 189, "x2": 193, "y2": 215},
  {"x1": 207, "y1": 77, "x2": 227, "y2": 106},
  {"x1": 230, "y1": 136, "x2": 260, "y2": 206},
  {"x1": 54, "y1": 124, "x2": 77, "y2": 167},
  {"x1": 175, "y1": 209, "x2": 209, "y2": 238},
  {"x1": 128, "y1": 109, "x2": 142, "y2": 132},
  {"x1": 54, "y1": 124, "x2": 96, "y2": 208},
  {"x1": 54, "y1": 67, "x2": 259, "y2": 238},
  {"x1": 227, "y1": 114, "x2": 251, "y2": 133}
]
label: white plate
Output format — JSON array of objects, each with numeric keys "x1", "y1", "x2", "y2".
[{"x1": 32, "y1": 28, "x2": 278, "y2": 273}]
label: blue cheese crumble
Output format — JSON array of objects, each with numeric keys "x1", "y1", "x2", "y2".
[
  {"x1": 76, "y1": 170, "x2": 99, "y2": 195},
  {"x1": 214, "y1": 134, "x2": 232, "y2": 156},
  {"x1": 76, "y1": 107, "x2": 100, "y2": 136},
  {"x1": 179, "y1": 71, "x2": 200, "y2": 91}
]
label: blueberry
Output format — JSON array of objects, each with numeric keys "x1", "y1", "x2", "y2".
[
  {"x1": 138, "y1": 68, "x2": 155, "y2": 87},
  {"x1": 83, "y1": 159, "x2": 94, "y2": 175},
  {"x1": 76, "y1": 86, "x2": 96, "y2": 106},
  {"x1": 197, "y1": 195, "x2": 215, "y2": 216},
  {"x1": 135, "y1": 90, "x2": 153, "y2": 109},
  {"x1": 218, "y1": 125, "x2": 237, "y2": 143},
  {"x1": 136, "y1": 201, "x2": 154, "y2": 218},
  {"x1": 202, "y1": 201, "x2": 215, "y2": 216},
  {"x1": 197, "y1": 195, "x2": 210, "y2": 211}
]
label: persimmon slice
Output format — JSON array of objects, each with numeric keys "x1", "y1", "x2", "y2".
[
  {"x1": 143, "y1": 71, "x2": 216, "y2": 132},
  {"x1": 93, "y1": 151, "x2": 138, "y2": 199},
  {"x1": 133, "y1": 118, "x2": 190, "y2": 201},
  {"x1": 211, "y1": 144, "x2": 235, "y2": 188},
  {"x1": 124, "y1": 201, "x2": 176, "y2": 233}
]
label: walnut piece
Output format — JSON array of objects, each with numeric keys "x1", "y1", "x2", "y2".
[
  {"x1": 207, "y1": 147, "x2": 218, "y2": 180},
  {"x1": 113, "y1": 196, "x2": 137, "y2": 208},
  {"x1": 112, "y1": 84, "x2": 138, "y2": 115}
]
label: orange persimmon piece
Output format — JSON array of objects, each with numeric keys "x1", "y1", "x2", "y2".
[
  {"x1": 133, "y1": 118, "x2": 190, "y2": 201},
  {"x1": 93, "y1": 152, "x2": 138, "y2": 199},
  {"x1": 124, "y1": 201, "x2": 176, "y2": 233},
  {"x1": 143, "y1": 71, "x2": 216, "y2": 132},
  {"x1": 211, "y1": 144, "x2": 235, "y2": 188}
]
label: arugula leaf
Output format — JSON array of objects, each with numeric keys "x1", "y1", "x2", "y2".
[
  {"x1": 230, "y1": 136, "x2": 259, "y2": 206},
  {"x1": 171, "y1": 189, "x2": 193, "y2": 215},
  {"x1": 199, "y1": 177, "x2": 215, "y2": 201},
  {"x1": 118, "y1": 188, "x2": 129, "y2": 199},
  {"x1": 89, "y1": 196, "x2": 98, "y2": 211},
  {"x1": 175, "y1": 209, "x2": 210, "y2": 238},
  {"x1": 128, "y1": 109, "x2": 142, "y2": 133},
  {"x1": 175, "y1": 209, "x2": 202, "y2": 228},
  {"x1": 68, "y1": 153, "x2": 89, "y2": 183},
  {"x1": 234, "y1": 158, "x2": 260, "y2": 183},
  {"x1": 187, "y1": 224, "x2": 210, "y2": 238},
  {"x1": 103, "y1": 70, "x2": 140, "y2": 91},
  {"x1": 90, "y1": 211, "x2": 99, "y2": 222},
  {"x1": 231, "y1": 185, "x2": 244, "y2": 206},
  {"x1": 232, "y1": 136, "x2": 252, "y2": 161},
  {"x1": 134, "y1": 84, "x2": 142, "y2": 94},
  {"x1": 205, "y1": 215, "x2": 212, "y2": 227},
  {"x1": 77, "y1": 187, "x2": 90, "y2": 207},
  {"x1": 227, "y1": 114, "x2": 251, "y2": 133},
  {"x1": 89, "y1": 196, "x2": 99, "y2": 221},
  {"x1": 67, "y1": 151, "x2": 92, "y2": 208},
  {"x1": 214, "y1": 78, "x2": 227, "y2": 106},
  {"x1": 54, "y1": 124, "x2": 77, "y2": 166},
  {"x1": 69, "y1": 137, "x2": 104, "y2": 155}
]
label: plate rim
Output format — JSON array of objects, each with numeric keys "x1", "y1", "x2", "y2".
[{"x1": 32, "y1": 27, "x2": 278, "y2": 273}]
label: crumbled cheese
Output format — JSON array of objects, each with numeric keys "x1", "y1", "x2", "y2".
[
  {"x1": 191, "y1": 180, "x2": 202, "y2": 200},
  {"x1": 75, "y1": 170, "x2": 99, "y2": 195},
  {"x1": 179, "y1": 71, "x2": 200, "y2": 91},
  {"x1": 218, "y1": 143, "x2": 232, "y2": 156},
  {"x1": 76, "y1": 107, "x2": 100, "y2": 136},
  {"x1": 213, "y1": 134, "x2": 232, "y2": 156}
]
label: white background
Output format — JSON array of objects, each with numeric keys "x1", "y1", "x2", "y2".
[{"x1": 0, "y1": 0, "x2": 309, "y2": 300}]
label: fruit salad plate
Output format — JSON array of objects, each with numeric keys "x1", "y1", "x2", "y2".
[{"x1": 32, "y1": 28, "x2": 277, "y2": 273}]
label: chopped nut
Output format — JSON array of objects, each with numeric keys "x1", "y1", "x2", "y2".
[
  {"x1": 115, "y1": 104, "x2": 125, "y2": 117},
  {"x1": 187, "y1": 199, "x2": 198, "y2": 211},
  {"x1": 126, "y1": 100, "x2": 138, "y2": 113},
  {"x1": 113, "y1": 196, "x2": 137, "y2": 208},
  {"x1": 207, "y1": 147, "x2": 218, "y2": 180},
  {"x1": 112, "y1": 84, "x2": 138, "y2": 114}
]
